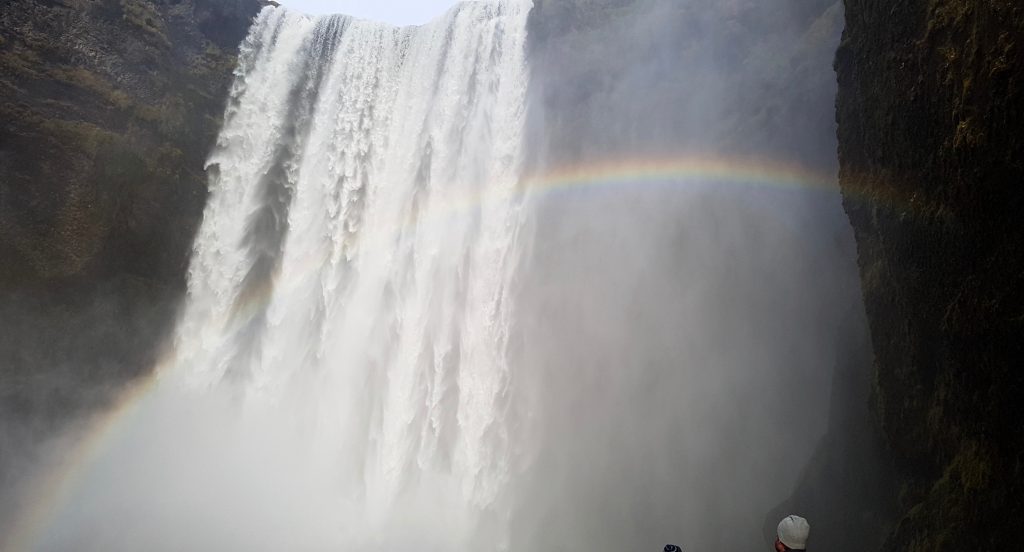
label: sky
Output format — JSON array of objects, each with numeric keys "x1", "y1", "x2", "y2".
[{"x1": 277, "y1": 0, "x2": 464, "y2": 26}]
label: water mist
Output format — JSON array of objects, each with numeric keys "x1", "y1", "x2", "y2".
[{"x1": 12, "y1": 1, "x2": 873, "y2": 551}]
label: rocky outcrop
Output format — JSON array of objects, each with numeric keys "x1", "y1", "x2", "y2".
[
  {"x1": 836, "y1": 1, "x2": 1024, "y2": 548},
  {"x1": 0, "y1": 0, "x2": 260, "y2": 498}
]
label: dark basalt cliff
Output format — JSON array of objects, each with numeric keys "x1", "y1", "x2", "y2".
[
  {"x1": 0, "y1": 0, "x2": 260, "y2": 493},
  {"x1": 0, "y1": 0, "x2": 260, "y2": 287},
  {"x1": 836, "y1": 0, "x2": 1024, "y2": 549}
]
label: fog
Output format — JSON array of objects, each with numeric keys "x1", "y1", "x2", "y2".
[
  {"x1": 1, "y1": 1, "x2": 884, "y2": 551},
  {"x1": 511, "y1": 1, "x2": 863, "y2": 548}
]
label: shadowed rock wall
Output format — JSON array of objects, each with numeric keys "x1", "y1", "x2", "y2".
[
  {"x1": 0, "y1": 0, "x2": 260, "y2": 510},
  {"x1": 836, "y1": 1, "x2": 1024, "y2": 548}
]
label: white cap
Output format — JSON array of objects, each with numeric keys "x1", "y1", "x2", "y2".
[{"x1": 777, "y1": 515, "x2": 810, "y2": 550}]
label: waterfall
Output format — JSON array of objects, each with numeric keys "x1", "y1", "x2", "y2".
[
  {"x1": 22, "y1": 3, "x2": 864, "y2": 551},
  {"x1": 170, "y1": 2, "x2": 530, "y2": 547}
]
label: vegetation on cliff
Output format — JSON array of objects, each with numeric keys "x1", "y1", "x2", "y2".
[
  {"x1": 0, "y1": 0, "x2": 260, "y2": 508},
  {"x1": 836, "y1": 0, "x2": 1024, "y2": 548},
  {"x1": 0, "y1": 0, "x2": 257, "y2": 286}
]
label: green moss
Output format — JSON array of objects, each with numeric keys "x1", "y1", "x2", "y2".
[
  {"x1": 37, "y1": 119, "x2": 120, "y2": 156},
  {"x1": 952, "y1": 116, "x2": 983, "y2": 150},
  {"x1": 0, "y1": 101, "x2": 39, "y2": 128},
  {"x1": 0, "y1": 49, "x2": 45, "y2": 79},
  {"x1": 133, "y1": 93, "x2": 188, "y2": 137},
  {"x1": 152, "y1": 144, "x2": 185, "y2": 178},
  {"x1": 926, "y1": 0, "x2": 972, "y2": 38},
  {"x1": 989, "y1": 32, "x2": 1015, "y2": 77},
  {"x1": 954, "y1": 443, "x2": 993, "y2": 492},
  {"x1": 19, "y1": 32, "x2": 58, "y2": 56},
  {"x1": 120, "y1": 0, "x2": 169, "y2": 47},
  {"x1": 48, "y1": 66, "x2": 132, "y2": 109},
  {"x1": 897, "y1": 441, "x2": 994, "y2": 550},
  {"x1": 0, "y1": 79, "x2": 23, "y2": 96},
  {"x1": 91, "y1": 136, "x2": 150, "y2": 197},
  {"x1": 190, "y1": 42, "x2": 237, "y2": 77}
]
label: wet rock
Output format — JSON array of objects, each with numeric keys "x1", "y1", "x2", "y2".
[
  {"x1": 836, "y1": 0, "x2": 1024, "y2": 548},
  {"x1": 0, "y1": 0, "x2": 261, "y2": 510}
]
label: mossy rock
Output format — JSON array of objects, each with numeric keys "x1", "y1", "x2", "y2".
[{"x1": 836, "y1": 0, "x2": 1024, "y2": 548}]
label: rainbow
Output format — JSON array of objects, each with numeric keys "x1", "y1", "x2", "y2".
[
  {"x1": 3, "y1": 154, "x2": 850, "y2": 551},
  {"x1": 3, "y1": 358, "x2": 167, "y2": 552},
  {"x1": 526, "y1": 155, "x2": 836, "y2": 195},
  {"x1": 218, "y1": 154, "x2": 848, "y2": 351}
]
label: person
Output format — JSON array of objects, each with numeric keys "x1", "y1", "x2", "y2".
[{"x1": 774, "y1": 515, "x2": 810, "y2": 551}]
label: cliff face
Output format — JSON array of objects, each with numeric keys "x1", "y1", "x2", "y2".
[
  {"x1": 0, "y1": 0, "x2": 259, "y2": 287},
  {"x1": 0, "y1": 0, "x2": 260, "y2": 497},
  {"x1": 836, "y1": 1, "x2": 1024, "y2": 548}
]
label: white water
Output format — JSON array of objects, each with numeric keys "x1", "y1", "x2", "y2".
[
  {"x1": 170, "y1": 3, "x2": 529, "y2": 548},
  {"x1": 26, "y1": 3, "x2": 856, "y2": 550}
]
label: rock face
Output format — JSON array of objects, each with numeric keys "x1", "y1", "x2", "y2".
[
  {"x1": 0, "y1": 0, "x2": 260, "y2": 498},
  {"x1": 0, "y1": 0, "x2": 259, "y2": 286},
  {"x1": 836, "y1": 1, "x2": 1024, "y2": 549}
]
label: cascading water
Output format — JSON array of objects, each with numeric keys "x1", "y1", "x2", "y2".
[
  {"x1": 19, "y1": 2, "x2": 539, "y2": 548},
  {"x1": 16, "y1": 2, "x2": 868, "y2": 551},
  {"x1": 171, "y1": 2, "x2": 529, "y2": 548}
]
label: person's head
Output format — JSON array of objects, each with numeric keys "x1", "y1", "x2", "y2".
[{"x1": 774, "y1": 515, "x2": 809, "y2": 551}]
